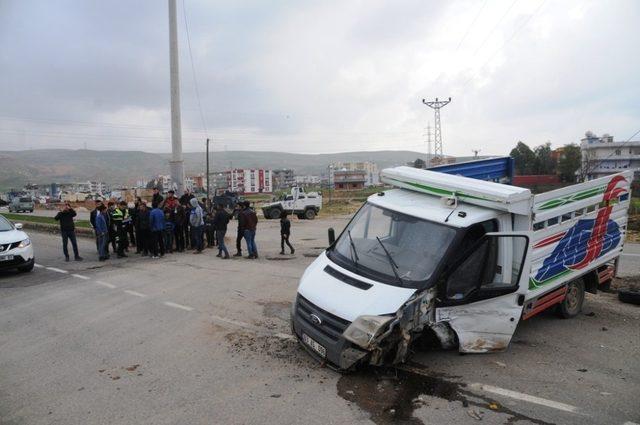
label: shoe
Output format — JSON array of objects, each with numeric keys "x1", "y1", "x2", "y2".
[
  {"x1": 280, "y1": 251, "x2": 285, "y2": 255},
  {"x1": 151, "y1": 255, "x2": 159, "y2": 259},
  {"x1": 65, "y1": 257, "x2": 70, "y2": 262},
  {"x1": 193, "y1": 250, "x2": 202, "y2": 254},
  {"x1": 99, "y1": 257, "x2": 106, "y2": 262},
  {"x1": 216, "y1": 253, "x2": 222, "y2": 258},
  {"x1": 291, "y1": 248, "x2": 295, "y2": 255},
  {"x1": 234, "y1": 252, "x2": 242, "y2": 257},
  {"x1": 254, "y1": 254, "x2": 259, "y2": 259},
  {"x1": 223, "y1": 254, "x2": 230, "y2": 259},
  {"x1": 75, "y1": 256, "x2": 83, "y2": 261}
]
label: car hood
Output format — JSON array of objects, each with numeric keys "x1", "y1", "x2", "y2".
[
  {"x1": 0, "y1": 229, "x2": 28, "y2": 244},
  {"x1": 296, "y1": 252, "x2": 416, "y2": 322}
]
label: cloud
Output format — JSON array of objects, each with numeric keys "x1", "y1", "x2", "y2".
[{"x1": 0, "y1": 0, "x2": 638, "y2": 154}]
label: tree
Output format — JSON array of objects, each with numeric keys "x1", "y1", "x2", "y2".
[
  {"x1": 557, "y1": 144, "x2": 582, "y2": 183},
  {"x1": 413, "y1": 158, "x2": 426, "y2": 169},
  {"x1": 533, "y1": 142, "x2": 556, "y2": 175},
  {"x1": 509, "y1": 141, "x2": 536, "y2": 175}
]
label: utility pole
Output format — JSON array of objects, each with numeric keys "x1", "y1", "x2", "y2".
[
  {"x1": 168, "y1": 0, "x2": 185, "y2": 194},
  {"x1": 422, "y1": 97, "x2": 451, "y2": 164},
  {"x1": 206, "y1": 138, "x2": 210, "y2": 199},
  {"x1": 425, "y1": 124, "x2": 432, "y2": 167}
]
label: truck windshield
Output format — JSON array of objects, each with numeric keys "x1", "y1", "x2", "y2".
[{"x1": 329, "y1": 203, "x2": 456, "y2": 288}]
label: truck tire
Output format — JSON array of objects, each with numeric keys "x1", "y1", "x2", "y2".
[
  {"x1": 618, "y1": 288, "x2": 640, "y2": 305},
  {"x1": 269, "y1": 208, "x2": 282, "y2": 219},
  {"x1": 304, "y1": 208, "x2": 316, "y2": 220},
  {"x1": 556, "y1": 279, "x2": 585, "y2": 319}
]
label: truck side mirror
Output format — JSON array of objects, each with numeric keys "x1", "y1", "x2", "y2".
[{"x1": 328, "y1": 228, "x2": 336, "y2": 245}]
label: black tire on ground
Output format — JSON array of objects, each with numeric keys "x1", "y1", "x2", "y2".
[
  {"x1": 618, "y1": 288, "x2": 640, "y2": 305},
  {"x1": 556, "y1": 279, "x2": 585, "y2": 319},
  {"x1": 269, "y1": 208, "x2": 282, "y2": 219},
  {"x1": 18, "y1": 263, "x2": 34, "y2": 273},
  {"x1": 304, "y1": 209, "x2": 316, "y2": 220}
]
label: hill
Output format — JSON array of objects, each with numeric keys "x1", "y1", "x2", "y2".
[{"x1": 0, "y1": 149, "x2": 440, "y2": 190}]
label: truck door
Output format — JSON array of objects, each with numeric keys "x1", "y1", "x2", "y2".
[{"x1": 435, "y1": 233, "x2": 530, "y2": 353}]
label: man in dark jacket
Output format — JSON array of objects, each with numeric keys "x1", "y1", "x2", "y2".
[
  {"x1": 174, "y1": 203, "x2": 186, "y2": 252},
  {"x1": 152, "y1": 187, "x2": 164, "y2": 209},
  {"x1": 90, "y1": 199, "x2": 103, "y2": 254},
  {"x1": 234, "y1": 202, "x2": 244, "y2": 257},
  {"x1": 137, "y1": 202, "x2": 151, "y2": 256},
  {"x1": 107, "y1": 201, "x2": 117, "y2": 254},
  {"x1": 241, "y1": 201, "x2": 259, "y2": 259},
  {"x1": 54, "y1": 202, "x2": 83, "y2": 261},
  {"x1": 280, "y1": 211, "x2": 295, "y2": 255},
  {"x1": 95, "y1": 204, "x2": 109, "y2": 261},
  {"x1": 213, "y1": 204, "x2": 230, "y2": 259}
]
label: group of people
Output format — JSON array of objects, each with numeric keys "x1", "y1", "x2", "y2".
[{"x1": 78, "y1": 188, "x2": 295, "y2": 262}]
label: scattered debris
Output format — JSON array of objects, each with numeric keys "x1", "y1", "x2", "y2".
[
  {"x1": 585, "y1": 312, "x2": 596, "y2": 317},
  {"x1": 488, "y1": 402, "x2": 499, "y2": 410},
  {"x1": 494, "y1": 361, "x2": 507, "y2": 368},
  {"x1": 577, "y1": 369, "x2": 588, "y2": 372},
  {"x1": 467, "y1": 409, "x2": 484, "y2": 420},
  {"x1": 270, "y1": 394, "x2": 281, "y2": 398},
  {"x1": 124, "y1": 364, "x2": 140, "y2": 372}
]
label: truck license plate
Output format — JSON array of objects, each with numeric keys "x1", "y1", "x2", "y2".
[
  {"x1": 302, "y1": 333, "x2": 326, "y2": 358},
  {"x1": 0, "y1": 255, "x2": 14, "y2": 262}
]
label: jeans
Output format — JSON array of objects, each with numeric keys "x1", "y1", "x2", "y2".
[
  {"x1": 61, "y1": 230, "x2": 79, "y2": 259},
  {"x1": 97, "y1": 233, "x2": 108, "y2": 259},
  {"x1": 164, "y1": 230, "x2": 174, "y2": 252},
  {"x1": 243, "y1": 229, "x2": 257, "y2": 257},
  {"x1": 216, "y1": 230, "x2": 229, "y2": 257},
  {"x1": 281, "y1": 233, "x2": 294, "y2": 253},
  {"x1": 236, "y1": 229, "x2": 244, "y2": 254},
  {"x1": 191, "y1": 225, "x2": 204, "y2": 252}
]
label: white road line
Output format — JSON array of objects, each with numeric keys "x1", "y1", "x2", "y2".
[
  {"x1": 34, "y1": 263, "x2": 44, "y2": 268},
  {"x1": 469, "y1": 383, "x2": 580, "y2": 414},
  {"x1": 71, "y1": 274, "x2": 90, "y2": 280},
  {"x1": 123, "y1": 290, "x2": 146, "y2": 298},
  {"x1": 45, "y1": 267, "x2": 68, "y2": 274},
  {"x1": 622, "y1": 422, "x2": 640, "y2": 425},
  {"x1": 95, "y1": 281, "x2": 117, "y2": 289},
  {"x1": 163, "y1": 301, "x2": 194, "y2": 312}
]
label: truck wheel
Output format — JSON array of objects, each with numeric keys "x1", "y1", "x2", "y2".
[
  {"x1": 269, "y1": 208, "x2": 282, "y2": 219},
  {"x1": 556, "y1": 279, "x2": 585, "y2": 319},
  {"x1": 304, "y1": 209, "x2": 316, "y2": 220}
]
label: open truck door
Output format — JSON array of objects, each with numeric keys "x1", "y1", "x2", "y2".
[{"x1": 434, "y1": 233, "x2": 530, "y2": 353}]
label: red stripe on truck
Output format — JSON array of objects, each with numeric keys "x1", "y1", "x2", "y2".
[{"x1": 522, "y1": 286, "x2": 568, "y2": 320}]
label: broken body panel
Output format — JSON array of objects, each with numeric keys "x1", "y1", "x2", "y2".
[{"x1": 292, "y1": 164, "x2": 632, "y2": 370}]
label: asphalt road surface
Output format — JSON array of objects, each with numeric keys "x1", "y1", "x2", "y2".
[{"x1": 1, "y1": 217, "x2": 639, "y2": 425}]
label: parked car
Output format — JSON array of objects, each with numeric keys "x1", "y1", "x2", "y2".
[
  {"x1": 8, "y1": 197, "x2": 35, "y2": 213},
  {"x1": 0, "y1": 215, "x2": 34, "y2": 273}
]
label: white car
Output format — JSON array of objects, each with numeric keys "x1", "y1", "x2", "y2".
[{"x1": 0, "y1": 215, "x2": 34, "y2": 273}]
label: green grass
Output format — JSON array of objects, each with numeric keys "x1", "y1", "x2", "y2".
[{"x1": 1, "y1": 212, "x2": 92, "y2": 229}]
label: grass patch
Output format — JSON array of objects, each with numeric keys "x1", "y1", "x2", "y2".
[{"x1": 1, "y1": 212, "x2": 92, "y2": 229}]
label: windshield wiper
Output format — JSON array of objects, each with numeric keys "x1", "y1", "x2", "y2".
[
  {"x1": 375, "y1": 236, "x2": 403, "y2": 286},
  {"x1": 347, "y1": 230, "x2": 360, "y2": 266}
]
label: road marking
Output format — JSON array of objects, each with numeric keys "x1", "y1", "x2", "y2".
[
  {"x1": 95, "y1": 281, "x2": 117, "y2": 289},
  {"x1": 621, "y1": 253, "x2": 640, "y2": 257},
  {"x1": 123, "y1": 290, "x2": 146, "y2": 298},
  {"x1": 469, "y1": 383, "x2": 579, "y2": 413},
  {"x1": 622, "y1": 422, "x2": 639, "y2": 425},
  {"x1": 163, "y1": 301, "x2": 194, "y2": 312},
  {"x1": 34, "y1": 263, "x2": 44, "y2": 268},
  {"x1": 71, "y1": 274, "x2": 90, "y2": 280},
  {"x1": 46, "y1": 267, "x2": 68, "y2": 274},
  {"x1": 210, "y1": 314, "x2": 255, "y2": 329}
]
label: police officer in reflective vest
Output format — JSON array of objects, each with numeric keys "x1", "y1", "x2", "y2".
[{"x1": 111, "y1": 202, "x2": 128, "y2": 258}]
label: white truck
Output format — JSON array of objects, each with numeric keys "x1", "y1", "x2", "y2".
[
  {"x1": 291, "y1": 162, "x2": 632, "y2": 370},
  {"x1": 262, "y1": 187, "x2": 322, "y2": 220}
]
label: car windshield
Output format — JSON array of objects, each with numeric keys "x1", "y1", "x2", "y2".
[
  {"x1": 0, "y1": 216, "x2": 14, "y2": 231},
  {"x1": 19, "y1": 197, "x2": 32, "y2": 202},
  {"x1": 330, "y1": 202, "x2": 456, "y2": 288}
]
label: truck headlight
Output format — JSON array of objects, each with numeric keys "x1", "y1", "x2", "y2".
[
  {"x1": 343, "y1": 315, "x2": 393, "y2": 348},
  {"x1": 18, "y1": 238, "x2": 31, "y2": 248}
]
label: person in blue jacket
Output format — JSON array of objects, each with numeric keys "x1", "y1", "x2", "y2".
[
  {"x1": 149, "y1": 202, "x2": 166, "y2": 258},
  {"x1": 95, "y1": 204, "x2": 109, "y2": 261}
]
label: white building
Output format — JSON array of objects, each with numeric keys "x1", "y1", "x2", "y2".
[
  {"x1": 581, "y1": 131, "x2": 640, "y2": 181},
  {"x1": 330, "y1": 161, "x2": 380, "y2": 186},
  {"x1": 294, "y1": 175, "x2": 321, "y2": 185},
  {"x1": 224, "y1": 169, "x2": 272, "y2": 194}
]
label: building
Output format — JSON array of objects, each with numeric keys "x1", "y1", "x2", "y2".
[
  {"x1": 581, "y1": 131, "x2": 640, "y2": 181},
  {"x1": 272, "y1": 169, "x2": 295, "y2": 189},
  {"x1": 294, "y1": 175, "x2": 321, "y2": 186},
  {"x1": 211, "y1": 172, "x2": 229, "y2": 193},
  {"x1": 224, "y1": 169, "x2": 273, "y2": 194},
  {"x1": 331, "y1": 161, "x2": 380, "y2": 186},
  {"x1": 333, "y1": 170, "x2": 366, "y2": 191}
]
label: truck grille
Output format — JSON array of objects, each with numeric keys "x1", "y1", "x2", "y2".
[{"x1": 295, "y1": 295, "x2": 351, "y2": 342}]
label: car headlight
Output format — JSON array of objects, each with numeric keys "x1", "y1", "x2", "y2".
[
  {"x1": 343, "y1": 315, "x2": 394, "y2": 349},
  {"x1": 18, "y1": 238, "x2": 31, "y2": 248}
]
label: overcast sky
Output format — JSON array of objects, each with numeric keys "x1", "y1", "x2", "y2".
[{"x1": 0, "y1": 0, "x2": 638, "y2": 155}]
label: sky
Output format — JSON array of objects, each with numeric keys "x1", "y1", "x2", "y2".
[{"x1": 0, "y1": 0, "x2": 638, "y2": 155}]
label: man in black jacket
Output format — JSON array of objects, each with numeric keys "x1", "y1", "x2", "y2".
[
  {"x1": 54, "y1": 202, "x2": 83, "y2": 261},
  {"x1": 137, "y1": 202, "x2": 151, "y2": 256},
  {"x1": 213, "y1": 204, "x2": 230, "y2": 259},
  {"x1": 90, "y1": 199, "x2": 103, "y2": 254}
]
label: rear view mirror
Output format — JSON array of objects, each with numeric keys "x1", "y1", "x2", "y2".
[
  {"x1": 15, "y1": 223, "x2": 23, "y2": 230},
  {"x1": 328, "y1": 228, "x2": 336, "y2": 245}
]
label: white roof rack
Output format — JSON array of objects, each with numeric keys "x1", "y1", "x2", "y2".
[{"x1": 381, "y1": 166, "x2": 532, "y2": 215}]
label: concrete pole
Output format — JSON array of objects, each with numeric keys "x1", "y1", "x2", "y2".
[{"x1": 168, "y1": 0, "x2": 184, "y2": 194}]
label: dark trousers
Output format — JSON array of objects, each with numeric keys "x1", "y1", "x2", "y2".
[
  {"x1": 151, "y1": 230, "x2": 165, "y2": 257},
  {"x1": 191, "y1": 225, "x2": 204, "y2": 252},
  {"x1": 281, "y1": 233, "x2": 294, "y2": 253},
  {"x1": 97, "y1": 233, "x2": 108, "y2": 259},
  {"x1": 139, "y1": 228, "x2": 151, "y2": 255},
  {"x1": 61, "y1": 230, "x2": 79, "y2": 259},
  {"x1": 236, "y1": 229, "x2": 244, "y2": 254},
  {"x1": 108, "y1": 228, "x2": 116, "y2": 253},
  {"x1": 116, "y1": 225, "x2": 126, "y2": 256},
  {"x1": 184, "y1": 224, "x2": 190, "y2": 248},
  {"x1": 164, "y1": 230, "x2": 174, "y2": 252},
  {"x1": 244, "y1": 229, "x2": 257, "y2": 257},
  {"x1": 135, "y1": 226, "x2": 143, "y2": 253},
  {"x1": 127, "y1": 224, "x2": 136, "y2": 246},
  {"x1": 216, "y1": 230, "x2": 229, "y2": 257},
  {"x1": 206, "y1": 225, "x2": 215, "y2": 247},
  {"x1": 174, "y1": 224, "x2": 185, "y2": 251},
  {"x1": 94, "y1": 229, "x2": 100, "y2": 253}
]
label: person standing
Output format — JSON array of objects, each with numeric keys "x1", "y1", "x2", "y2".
[
  {"x1": 150, "y1": 202, "x2": 165, "y2": 258},
  {"x1": 189, "y1": 198, "x2": 204, "y2": 254},
  {"x1": 106, "y1": 202, "x2": 117, "y2": 254},
  {"x1": 54, "y1": 202, "x2": 83, "y2": 262},
  {"x1": 137, "y1": 202, "x2": 151, "y2": 256},
  {"x1": 112, "y1": 201, "x2": 128, "y2": 258},
  {"x1": 152, "y1": 187, "x2": 164, "y2": 209},
  {"x1": 95, "y1": 204, "x2": 109, "y2": 261},
  {"x1": 279, "y1": 211, "x2": 295, "y2": 255},
  {"x1": 165, "y1": 190, "x2": 178, "y2": 210},
  {"x1": 174, "y1": 203, "x2": 186, "y2": 252},
  {"x1": 213, "y1": 204, "x2": 230, "y2": 259},
  {"x1": 163, "y1": 208, "x2": 175, "y2": 253},
  {"x1": 126, "y1": 201, "x2": 137, "y2": 249},
  {"x1": 241, "y1": 201, "x2": 259, "y2": 259},
  {"x1": 234, "y1": 202, "x2": 244, "y2": 257},
  {"x1": 90, "y1": 199, "x2": 103, "y2": 254}
]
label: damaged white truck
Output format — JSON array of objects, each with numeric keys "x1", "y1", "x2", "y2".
[{"x1": 291, "y1": 158, "x2": 632, "y2": 370}]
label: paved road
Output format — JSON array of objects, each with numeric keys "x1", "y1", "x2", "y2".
[{"x1": 1, "y1": 218, "x2": 639, "y2": 425}]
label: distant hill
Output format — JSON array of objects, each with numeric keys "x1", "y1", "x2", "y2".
[{"x1": 0, "y1": 149, "x2": 447, "y2": 190}]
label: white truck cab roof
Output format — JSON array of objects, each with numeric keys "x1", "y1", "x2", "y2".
[{"x1": 367, "y1": 188, "x2": 501, "y2": 228}]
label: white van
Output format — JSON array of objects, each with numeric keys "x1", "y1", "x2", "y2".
[{"x1": 291, "y1": 165, "x2": 631, "y2": 370}]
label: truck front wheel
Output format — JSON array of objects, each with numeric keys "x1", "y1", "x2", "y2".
[
  {"x1": 556, "y1": 279, "x2": 585, "y2": 319},
  {"x1": 269, "y1": 208, "x2": 282, "y2": 219},
  {"x1": 304, "y1": 209, "x2": 316, "y2": 220}
]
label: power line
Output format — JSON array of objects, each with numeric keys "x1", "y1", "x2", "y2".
[
  {"x1": 470, "y1": 0, "x2": 519, "y2": 59},
  {"x1": 456, "y1": 0, "x2": 488, "y2": 51}
]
